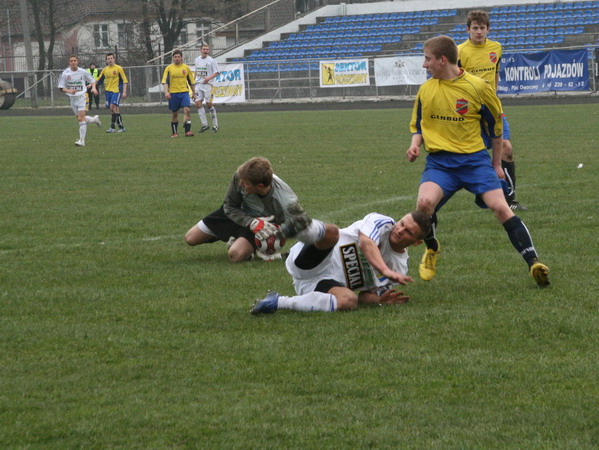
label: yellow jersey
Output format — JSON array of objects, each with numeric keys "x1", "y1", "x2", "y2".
[
  {"x1": 410, "y1": 70, "x2": 503, "y2": 154},
  {"x1": 98, "y1": 64, "x2": 128, "y2": 93},
  {"x1": 162, "y1": 63, "x2": 195, "y2": 93},
  {"x1": 457, "y1": 39, "x2": 502, "y2": 89}
]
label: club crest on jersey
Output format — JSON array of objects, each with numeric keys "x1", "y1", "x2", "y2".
[
  {"x1": 112, "y1": 70, "x2": 117, "y2": 75},
  {"x1": 489, "y1": 52, "x2": 498, "y2": 63},
  {"x1": 182, "y1": 69, "x2": 187, "y2": 75},
  {"x1": 455, "y1": 98, "x2": 469, "y2": 116},
  {"x1": 340, "y1": 243, "x2": 365, "y2": 290}
]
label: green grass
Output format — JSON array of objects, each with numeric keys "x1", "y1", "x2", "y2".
[{"x1": 1, "y1": 105, "x2": 598, "y2": 448}]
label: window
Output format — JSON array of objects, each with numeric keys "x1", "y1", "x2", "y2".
[
  {"x1": 175, "y1": 26, "x2": 188, "y2": 46},
  {"x1": 118, "y1": 23, "x2": 133, "y2": 49},
  {"x1": 196, "y1": 21, "x2": 211, "y2": 41},
  {"x1": 94, "y1": 24, "x2": 109, "y2": 48}
]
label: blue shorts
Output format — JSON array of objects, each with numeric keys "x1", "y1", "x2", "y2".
[
  {"x1": 168, "y1": 92, "x2": 191, "y2": 111},
  {"x1": 105, "y1": 91, "x2": 121, "y2": 107},
  {"x1": 482, "y1": 114, "x2": 511, "y2": 147},
  {"x1": 421, "y1": 150, "x2": 503, "y2": 210}
]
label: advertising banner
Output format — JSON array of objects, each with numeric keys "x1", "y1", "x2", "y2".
[
  {"x1": 498, "y1": 49, "x2": 589, "y2": 94},
  {"x1": 319, "y1": 59, "x2": 370, "y2": 87},
  {"x1": 374, "y1": 56, "x2": 427, "y2": 86},
  {"x1": 212, "y1": 63, "x2": 246, "y2": 103}
]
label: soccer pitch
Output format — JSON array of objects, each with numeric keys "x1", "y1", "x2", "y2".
[{"x1": 2, "y1": 104, "x2": 598, "y2": 447}]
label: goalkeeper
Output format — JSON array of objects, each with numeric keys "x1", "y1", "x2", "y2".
[{"x1": 184, "y1": 157, "x2": 322, "y2": 262}]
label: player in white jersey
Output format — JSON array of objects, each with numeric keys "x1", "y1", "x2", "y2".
[
  {"x1": 193, "y1": 43, "x2": 220, "y2": 132},
  {"x1": 57, "y1": 55, "x2": 101, "y2": 147},
  {"x1": 251, "y1": 211, "x2": 431, "y2": 314}
]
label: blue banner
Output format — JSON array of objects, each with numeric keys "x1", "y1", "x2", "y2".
[{"x1": 498, "y1": 49, "x2": 589, "y2": 94}]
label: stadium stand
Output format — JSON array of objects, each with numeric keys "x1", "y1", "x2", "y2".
[{"x1": 231, "y1": 1, "x2": 599, "y2": 72}]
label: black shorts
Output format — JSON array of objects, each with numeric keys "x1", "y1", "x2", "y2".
[{"x1": 202, "y1": 206, "x2": 257, "y2": 248}]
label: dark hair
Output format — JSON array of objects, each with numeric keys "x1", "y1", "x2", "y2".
[
  {"x1": 106, "y1": 53, "x2": 115, "y2": 59},
  {"x1": 409, "y1": 210, "x2": 432, "y2": 240},
  {"x1": 237, "y1": 157, "x2": 273, "y2": 187},
  {"x1": 467, "y1": 10, "x2": 491, "y2": 28},
  {"x1": 424, "y1": 36, "x2": 458, "y2": 65},
  {"x1": 172, "y1": 49, "x2": 183, "y2": 57}
]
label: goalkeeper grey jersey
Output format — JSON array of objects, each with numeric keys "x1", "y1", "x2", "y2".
[{"x1": 223, "y1": 173, "x2": 299, "y2": 228}]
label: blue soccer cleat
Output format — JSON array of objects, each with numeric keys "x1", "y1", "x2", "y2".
[{"x1": 251, "y1": 291, "x2": 280, "y2": 315}]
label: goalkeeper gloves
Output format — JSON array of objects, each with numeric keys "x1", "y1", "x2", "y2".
[{"x1": 250, "y1": 216, "x2": 277, "y2": 240}]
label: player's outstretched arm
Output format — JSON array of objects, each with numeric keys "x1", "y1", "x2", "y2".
[
  {"x1": 358, "y1": 233, "x2": 414, "y2": 286},
  {"x1": 358, "y1": 290, "x2": 410, "y2": 305}
]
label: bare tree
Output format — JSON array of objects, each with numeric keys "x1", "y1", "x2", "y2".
[
  {"x1": 140, "y1": 0, "x2": 234, "y2": 59},
  {"x1": 27, "y1": 0, "x2": 73, "y2": 70}
]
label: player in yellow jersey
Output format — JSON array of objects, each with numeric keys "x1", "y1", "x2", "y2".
[
  {"x1": 162, "y1": 49, "x2": 195, "y2": 137},
  {"x1": 406, "y1": 36, "x2": 549, "y2": 287},
  {"x1": 97, "y1": 53, "x2": 128, "y2": 133},
  {"x1": 458, "y1": 10, "x2": 526, "y2": 211}
]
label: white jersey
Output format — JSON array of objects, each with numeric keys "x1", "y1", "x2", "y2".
[
  {"x1": 194, "y1": 55, "x2": 219, "y2": 85},
  {"x1": 58, "y1": 67, "x2": 95, "y2": 97},
  {"x1": 286, "y1": 213, "x2": 410, "y2": 296}
]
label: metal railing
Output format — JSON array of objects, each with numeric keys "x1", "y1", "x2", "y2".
[{"x1": 2, "y1": 46, "x2": 597, "y2": 108}]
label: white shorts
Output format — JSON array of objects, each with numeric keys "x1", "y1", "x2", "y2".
[
  {"x1": 194, "y1": 83, "x2": 214, "y2": 103},
  {"x1": 285, "y1": 242, "x2": 344, "y2": 295},
  {"x1": 69, "y1": 94, "x2": 87, "y2": 114}
]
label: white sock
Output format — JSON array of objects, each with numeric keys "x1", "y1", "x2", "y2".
[
  {"x1": 209, "y1": 107, "x2": 218, "y2": 127},
  {"x1": 79, "y1": 121, "x2": 87, "y2": 141},
  {"x1": 278, "y1": 292, "x2": 337, "y2": 312},
  {"x1": 84, "y1": 115, "x2": 94, "y2": 123},
  {"x1": 295, "y1": 219, "x2": 326, "y2": 244},
  {"x1": 198, "y1": 107, "x2": 207, "y2": 127}
]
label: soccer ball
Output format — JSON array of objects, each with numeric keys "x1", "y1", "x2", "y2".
[{"x1": 255, "y1": 228, "x2": 286, "y2": 256}]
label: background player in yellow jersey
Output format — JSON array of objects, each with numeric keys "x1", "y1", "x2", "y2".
[
  {"x1": 406, "y1": 36, "x2": 549, "y2": 287},
  {"x1": 97, "y1": 53, "x2": 128, "y2": 133},
  {"x1": 458, "y1": 10, "x2": 526, "y2": 211},
  {"x1": 162, "y1": 49, "x2": 195, "y2": 137}
]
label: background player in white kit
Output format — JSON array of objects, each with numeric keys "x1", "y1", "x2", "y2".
[
  {"x1": 193, "y1": 44, "x2": 220, "y2": 132},
  {"x1": 251, "y1": 211, "x2": 431, "y2": 314},
  {"x1": 57, "y1": 55, "x2": 101, "y2": 147}
]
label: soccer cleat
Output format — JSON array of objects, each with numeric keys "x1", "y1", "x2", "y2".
[
  {"x1": 75, "y1": 139, "x2": 85, "y2": 147},
  {"x1": 185, "y1": 131, "x2": 194, "y2": 137},
  {"x1": 199, "y1": 126, "x2": 210, "y2": 133},
  {"x1": 93, "y1": 115, "x2": 101, "y2": 127},
  {"x1": 276, "y1": 202, "x2": 312, "y2": 239},
  {"x1": 510, "y1": 201, "x2": 528, "y2": 211},
  {"x1": 117, "y1": 128, "x2": 126, "y2": 133},
  {"x1": 419, "y1": 246, "x2": 440, "y2": 281},
  {"x1": 171, "y1": 133, "x2": 178, "y2": 138},
  {"x1": 530, "y1": 261, "x2": 550, "y2": 287},
  {"x1": 251, "y1": 291, "x2": 280, "y2": 315},
  {"x1": 106, "y1": 128, "x2": 116, "y2": 133},
  {"x1": 212, "y1": 125, "x2": 219, "y2": 133}
]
